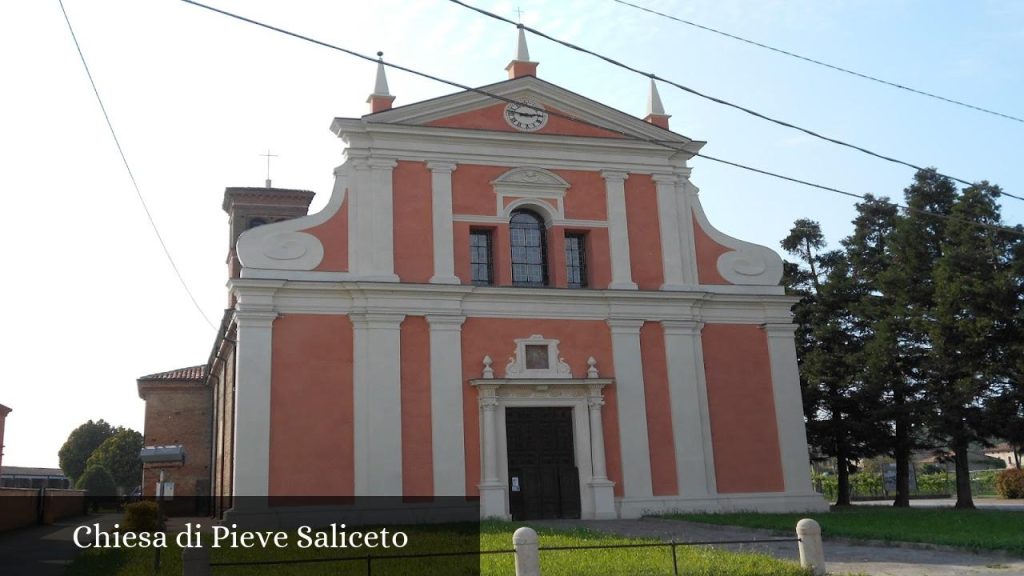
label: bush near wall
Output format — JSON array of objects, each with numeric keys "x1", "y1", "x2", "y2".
[
  {"x1": 812, "y1": 470, "x2": 1000, "y2": 501},
  {"x1": 122, "y1": 501, "x2": 164, "y2": 532},
  {"x1": 996, "y1": 469, "x2": 1024, "y2": 499}
]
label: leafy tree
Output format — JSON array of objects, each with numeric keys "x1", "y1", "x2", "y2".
[
  {"x1": 86, "y1": 428, "x2": 143, "y2": 492},
  {"x1": 927, "y1": 182, "x2": 1017, "y2": 508},
  {"x1": 58, "y1": 420, "x2": 115, "y2": 484},
  {"x1": 76, "y1": 463, "x2": 117, "y2": 498}
]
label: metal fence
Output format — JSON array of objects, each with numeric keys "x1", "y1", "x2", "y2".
[{"x1": 183, "y1": 519, "x2": 826, "y2": 576}]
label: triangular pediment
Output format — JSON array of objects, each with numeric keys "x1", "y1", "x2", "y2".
[{"x1": 339, "y1": 76, "x2": 703, "y2": 153}]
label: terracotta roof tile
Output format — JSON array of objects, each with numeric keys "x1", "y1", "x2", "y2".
[{"x1": 137, "y1": 365, "x2": 207, "y2": 382}]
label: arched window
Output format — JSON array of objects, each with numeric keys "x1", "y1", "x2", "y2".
[{"x1": 510, "y1": 209, "x2": 548, "y2": 286}]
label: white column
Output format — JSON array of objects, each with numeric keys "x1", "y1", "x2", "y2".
[
  {"x1": 662, "y1": 320, "x2": 716, "y2": 497},
  {"x1": 427, "y1": 315, "x2": 466, "y2": 496},
  {"x1": 601, "y1": 171, "x2": 637, "y2": 290},
  {"x1": 653, "y1": 173, "x2": 687, "y2": 290},
  {"x1": 763, "y1": 323, "x2": 815, "y2": 494},
  {"x1": 427, "y1": 162, "x2": 460, "y2": 284},
  {"x1": 477, "y1": 385, "x2": 507, "y2": 518},
  {"x1": 586, "y1": 384, "x2": 616, "y2": 519},
  {"x1": 231, "y1": 309, "x2": 277, "y2": 499},
  {"x1": 367, "y1": 158, "x2": 399, "y2": 282},
  {"x1": 607, "y1": 319, "x2": 652, "y2": 497},
  {"x1": 352, "y1": 312, "x2": 405, "y2": 496},
  {"x1": 675, "y1": 168, "x2": 699, "y2": 285}
]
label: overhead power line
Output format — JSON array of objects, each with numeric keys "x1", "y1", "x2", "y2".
[
  {"x1": 447, "y1": 0, "x2": 1024, "y2": 204},
  {"x1": 178, "y1": 0, "x2": 1024, "y2": 238},
  {"x1": 612, "y1": 0, "x2": 1024, "y2": 125},
  {"x1": 57, "y1": 0, "x2": 217, "y2": 330}
]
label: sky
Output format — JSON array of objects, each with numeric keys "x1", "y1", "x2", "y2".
[{"x1": 1, "y1": 0, "x2": 1022, "y2": 470}]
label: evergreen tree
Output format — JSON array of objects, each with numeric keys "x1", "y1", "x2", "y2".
[
  {"x1": 879, "y1": 169, "x2": 958, "y2": 505},
  {"x1": 843, "y1": 194, "x2": 921, "y2": 506},
  {"x1": 783, "y1": 220, "x2": 882, "y2": 505},
  {"x1": 928, "y1": 183, "x2": 1017, "y2": 508}
]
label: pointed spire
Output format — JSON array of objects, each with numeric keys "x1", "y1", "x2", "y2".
[
  {"x1": 367, "y1": 51, "x2": 396, "y2": 113},
  {"x1": 505, "y1": 25, "x2": 538, "y2": 79},
  {"x1": 515, "y1": 26, "x2": 530, "y2": 61},
  {"x1": 643, "y1": 76, "x2": 671, "y2": 129}
]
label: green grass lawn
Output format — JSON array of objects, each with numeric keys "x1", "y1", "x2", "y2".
[
  {"x1": 665, "y1": 507, "x2": 1024, "y2": 556},
  {"x1": 67, "y1": 520, "x2": 810, "y2": 576}
]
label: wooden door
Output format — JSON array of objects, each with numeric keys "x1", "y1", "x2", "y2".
[{"x1": 506, "y1": 407, "x2": 581, "y2": 520}]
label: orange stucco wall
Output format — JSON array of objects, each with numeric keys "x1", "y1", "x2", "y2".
[
  {"x1": 427, "y1": 102, "x2": 624, "y2": 139},
  {"x1": 460, "y1": 319, "x2": 622, "y2": 497},
  {"x1": 625, "y1": 174, "x2": 664, "y2": 290},
  {"x1": 693, "y1": 214, "x2": 731, "y2": 285},
  {"x1": 640, "y1": 322, "x2": 678, "y2": 496},
  {"x1": 701, "y1": 324, "x2": 784, "y2": 493},
  {"x1": 393, "y1": 161, "x2": 434, "y2": 283},
  {"x1": 401, "y1": 316, "x2": 433, "y2": 497},
  {"x1": 453, "y1": 164, "x2": 505, "y2": 216},
  {"x1": 269, "y1": 315, "x2": 354, "y2": 495},
  {"x1": 306, "y1": 197, "x2": 348, "y2": 272},
  {"x1": 556, "y1": 169, "x2": 607, "y2": 221}
]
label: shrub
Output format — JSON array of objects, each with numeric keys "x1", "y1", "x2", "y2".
[
  {"x1": 122, "y1": 501, "x2": 164, "y2": 532},
  {"x1": 995, "y1": 469, "x2": 1024, "y2": 499},
  {"x1": 76, "y1": 464, "x2": 117, "y2": 497},
  {"x1": 916, "y1": 472, "x2": 952, "y2": 495}
]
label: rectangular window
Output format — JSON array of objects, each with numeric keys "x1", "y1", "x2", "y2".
[
  {"x1": 564, "y1": 233, "x2": 588, "y2": 288},
  {"x1": 470, "y1": 229, "x2": 494, "y2": 286}
]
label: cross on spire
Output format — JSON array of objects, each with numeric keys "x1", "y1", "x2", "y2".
[
  {"x1": 514, "y1": 6, "x2": 524, "y2": 22},
  {"x1": 260, "y1": 149, "x2": 278, "y2": 188}
]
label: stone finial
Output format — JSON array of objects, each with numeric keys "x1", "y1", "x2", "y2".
[
  {"x1": 367, "y1": 51, "x2": 396, "y2": 113},
  {"x1": 644, "y1": 77, "x2": 671, "y2": 129},
  {"x1": 482, "y1": 355, "x2": 494, "y2": 379},
  {"x1": 587, "y1": 356, "x2": 599, "y2": 378}
]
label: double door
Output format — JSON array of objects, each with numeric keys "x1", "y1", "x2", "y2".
[{"x1": 506, "y1": 407, "x2": 581, "y2": 520}]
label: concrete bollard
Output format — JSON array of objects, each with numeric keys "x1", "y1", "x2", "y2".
[
  {"x1": 181, "y1": 545, "x2": 211, "y2": 576},
  {"x1": 796, "y1": 518, "x2": 825, "y2": 576},
  {"x1": 513, "y1": 526, "x2": 540, "y2": 576}
]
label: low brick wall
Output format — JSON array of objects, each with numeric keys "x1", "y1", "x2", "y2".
[
  {"x1": 42, "y1": 489, "x2": 87, "y2": 524},
  {"x1": 0, "y1": 487, "x2": 40, "y2": 531},
  {"x1": 0, "y1": 488, "x2": 87, "y2": 531}
]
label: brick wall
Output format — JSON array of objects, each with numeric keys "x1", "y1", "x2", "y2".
[{"x1": 138, "y1": 378, "x2": 212, "y2": 516}]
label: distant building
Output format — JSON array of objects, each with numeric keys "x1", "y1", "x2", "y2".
[
  {"x1": 985, "y1": 444, "x2": 1020, "y2": 469},
  {"x1": 136, "y1": 366, "x2": 211, "y2": 515},
  {"x1": 0, "y1": 466, "x2": 71, "y2": 489},
  {"x1": 0, "y1": 403, "x2": 9, "y2": 470}
]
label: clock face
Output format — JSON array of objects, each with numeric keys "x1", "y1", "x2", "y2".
[{"x1": 504, "y1": 101, "x2": 549, "y2": 132}]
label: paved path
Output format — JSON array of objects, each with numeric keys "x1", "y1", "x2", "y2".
[
  {"x1": 533, "y1": 517, "x2": 1024, "y2": 576},
  {"x1": 856, "y1": 497, "x2": 1024, "y2": 512},
  {"x1": 0, "y1": 513, "x2": 120, "y2": 576}
]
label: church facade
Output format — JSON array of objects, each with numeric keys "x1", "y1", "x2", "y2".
[{"x1": 202, "y1": 36, "x2": 826, "y2": 523}]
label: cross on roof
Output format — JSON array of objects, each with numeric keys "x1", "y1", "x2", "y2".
[
  {"x1": 260, "y1": 149, "x2": 278, "y2": 188},
  {"x1": 514, "y1": 6, "x2": 524, "y2": 22}
]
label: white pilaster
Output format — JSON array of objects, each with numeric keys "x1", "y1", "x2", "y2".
[
  {"x1": 427, "y1": 162, "x2": 460, "y2": 284},
  {"x1": 675, "y1": 168, "x2": 700, "y2": 285},
  {"x1": 601, "y1": 171, "x2": 637, "y2": 290},
  {"x1": 366, "y1": 158, "x2": 399, "y2": 282},
  {"x1": 763, "y1": 323, "x2": 816, "y2": 494},
  {"x1": 231, "y1": 309, "x2": 277, "y2": 499},
  {"x1": 606, "y1": 319, "x2": 652, "y2": 497},
  {"x1": 661, "y1": 320, "x2": 716, "y2": 497},
  {"x1": 653, "y1": 173, "x2": 687, "y2": 290},
  {"x1": 426, "y1": 315, "x2": 466, "y2": 496},
  {"x1": 347, "y1": 160, "x2": 371, "y2": 275},
  {"x1": 476, "y1": 384, "x2": 507, "y2": 518},
  {"x1": 352, "y1": 312, "x2": 405, "y2": 496},
  {"x1": 586, "y1": 384, "x2": 616, "y2": 519}
]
